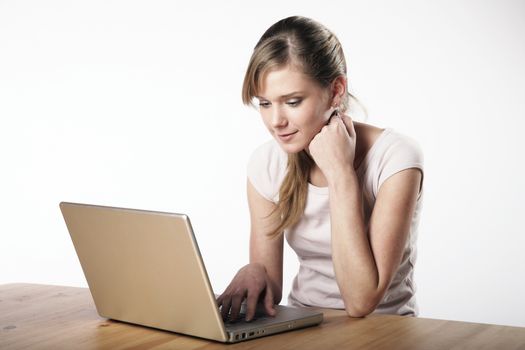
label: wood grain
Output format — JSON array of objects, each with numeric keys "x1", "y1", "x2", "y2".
[{"x1": 1, "y1": 283, "x2": 524, "y2": 349}]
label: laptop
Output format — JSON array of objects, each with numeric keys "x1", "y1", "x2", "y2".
[{"x1": 59, "y1": 201, "x2": 323, "y2": 343}]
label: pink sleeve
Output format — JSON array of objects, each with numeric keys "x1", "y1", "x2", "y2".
[
  {"x1": 246, "y1": 140, "x2": 285, "y2": 203},
  {"x1": 376, "y1": 135, "x2": 424, "y2": 196}
]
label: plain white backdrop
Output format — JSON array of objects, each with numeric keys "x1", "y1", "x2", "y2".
[{"x1": 1, "y1": 0, "x2": 524, "y2": 327}]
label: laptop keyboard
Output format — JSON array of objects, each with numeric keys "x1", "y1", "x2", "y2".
[{"x1": 223, "y1": 311, "x2": 269, "y2": 324}]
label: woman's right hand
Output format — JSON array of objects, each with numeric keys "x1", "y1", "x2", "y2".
[{"x1": 216, "y1": 263, "x2": 277, "y2": 322}]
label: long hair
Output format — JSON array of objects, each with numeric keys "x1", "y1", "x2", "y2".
[{"x1": 241, "y1": 16, "x2": 367, "y2": 237}]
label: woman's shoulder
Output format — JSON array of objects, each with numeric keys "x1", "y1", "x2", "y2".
[
  {"x1": 354, "y1": 122, "x2": 424, "y2": 198},
  {"x1": 380, "y1": 128, "x2": 424, "y2": 162},
  {"x1": 246, "y1": 138, "x2": 288, "y2": 202},
  {"x1": 355, "y1": 121, "x2": 423, "y2": 162},
  {"x1": 248, "y1": 138, "x2": 288, "y2": 166}
]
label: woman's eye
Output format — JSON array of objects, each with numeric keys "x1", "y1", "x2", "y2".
[{"x1": 258, "y1": 100, "x2": 301, "y2": 108}]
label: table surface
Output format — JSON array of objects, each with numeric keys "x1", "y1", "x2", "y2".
[{"x1": 1, "y1": 283, "x2": 525, "y2": 350}]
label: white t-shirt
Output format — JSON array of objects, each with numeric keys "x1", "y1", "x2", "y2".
[{"x1": 246, "y1": 128, "x2": 424, "y2": 316}]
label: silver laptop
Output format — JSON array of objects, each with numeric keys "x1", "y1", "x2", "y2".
[{"x1": 59, "y1": 201, "x2": 323, "y2": 343}]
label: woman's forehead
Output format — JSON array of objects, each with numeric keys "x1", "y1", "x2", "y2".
[{"x1": 257, "y1": 67, "x2": 320, "y2": 99}]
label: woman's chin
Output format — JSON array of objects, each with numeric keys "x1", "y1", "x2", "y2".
[{"x1": 277, "y1": 141, "x2": 305, "y2": 154}]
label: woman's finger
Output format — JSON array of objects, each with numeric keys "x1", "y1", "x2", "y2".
[
  {"x1": 264, "y1": 284, "x2": 276, "y2": 317},
  {"x1": 228, "y1": 292, "x2": 245, "y2": 322},
  {"x1": 341, "y1": 114, "x2": 356, "y2": 137},
  {"x1": 245, "y1": 288, "x2": 260, "y2": 322},
  {"x1": 220, "y1": 296, "x2": 232, "y2": 320}
]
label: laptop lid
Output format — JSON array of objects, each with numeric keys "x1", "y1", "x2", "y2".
[{"x1": 59, "y1": 201, "x2": 229, "y2": 342}]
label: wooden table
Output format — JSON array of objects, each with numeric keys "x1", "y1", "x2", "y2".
[{"x1": 1, "y1": 283, "x2": 524, "y2": 349}]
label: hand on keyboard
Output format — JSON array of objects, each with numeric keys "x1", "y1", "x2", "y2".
[
  {"x1": 221, "y1": 308, "x2": 268, "y2": 324},
  {"x1": 215, "y1": 263, "x2": 278, "y2": 322}
]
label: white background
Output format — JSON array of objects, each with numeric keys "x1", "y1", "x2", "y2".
[{"x1": 1, "y1": 0, "x2": 524, "y2": 327}]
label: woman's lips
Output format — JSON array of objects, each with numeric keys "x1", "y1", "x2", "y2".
[{"x1": 278, "y1": 130, "x2": 298, "y2": 141}]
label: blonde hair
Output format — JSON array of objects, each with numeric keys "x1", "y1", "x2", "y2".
[{"x1": 241, "y1": 16, "x2": 367, "y2": 237}]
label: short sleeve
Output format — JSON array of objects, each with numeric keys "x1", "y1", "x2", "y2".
[
  {"x1": 246, "y1": 139, "x2": 287, "y2": 203},
  {"x1": 376, "y1": 134, "x2": 425, "y2": 196}
]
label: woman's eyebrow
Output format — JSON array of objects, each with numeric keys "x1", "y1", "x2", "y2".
[{"x1": 255, "y1": 91, "x2": 305, "y2": 99}]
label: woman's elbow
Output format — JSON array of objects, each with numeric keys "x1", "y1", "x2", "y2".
[
  {"x1": 343, "y1": 298, "x2": 380, "y2": 318},
  {"x1": 344, "y1": 307, "x2": 372, "y2": 318}
]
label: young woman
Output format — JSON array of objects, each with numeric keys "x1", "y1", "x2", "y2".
[{"x1": 217, "y1": 16, "x2": 424, "y2": 322}]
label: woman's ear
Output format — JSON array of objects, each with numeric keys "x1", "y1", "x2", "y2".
[{"x1": 330, "y1": 75, "x2": 347, "y2": 106}]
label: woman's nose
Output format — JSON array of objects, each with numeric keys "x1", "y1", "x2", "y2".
[{"x1": 271, "y1": 108, "x2": 287, "y2": 128}]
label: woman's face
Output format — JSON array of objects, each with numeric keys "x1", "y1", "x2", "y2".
[{"x1": 255, "y1": 65, "x2": 334, "y2": 154}]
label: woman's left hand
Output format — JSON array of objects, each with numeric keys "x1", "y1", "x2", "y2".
[{"x1": 308, "y1": 113, "x2": 357, "y2": 182}]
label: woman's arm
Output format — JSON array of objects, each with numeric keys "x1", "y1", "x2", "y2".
[
  {"x1": 216, "y1": 178, "x2": 283, "y2": 322},
  {"x1": 308, "y1": 113, "x2": 422, "y2": 317},
  {"x1": 247, "y1": 177, "x2": 284, "y2": 305},
  {"x1": 327, "y1": 166, "x2": 422, "y2": 317}
]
